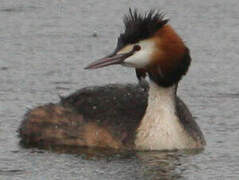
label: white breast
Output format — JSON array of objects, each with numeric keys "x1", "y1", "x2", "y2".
[{"x1": 135, "y1": 81, "x2": 197, "y2": 150}]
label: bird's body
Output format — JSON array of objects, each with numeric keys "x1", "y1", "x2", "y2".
[
  {"x1": 19, "y1": 9, "x2": 206, "y2": 151},
  {"x1": 19, "y1": 82, "x2": 205, "y2": 150}
]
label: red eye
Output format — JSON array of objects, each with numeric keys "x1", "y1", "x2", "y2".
[{"x1": 133, "y1": 45, "x2": 141, "y2": 51}]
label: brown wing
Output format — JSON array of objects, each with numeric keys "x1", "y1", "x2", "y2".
[
  {"x1": 61, "y1": 83, "x2": 148, "y2": 148},
  {"x1": 19, "y1": 84, "x2": 148, "y2": 149}
]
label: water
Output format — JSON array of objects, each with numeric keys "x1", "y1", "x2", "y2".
[{"x1": 0, "y1": 0, "x2": 239, "y2": 179}]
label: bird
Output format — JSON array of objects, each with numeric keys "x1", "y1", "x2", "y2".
[{"x1": 19, "y1": 9, "x2": 206, "y2": 151}]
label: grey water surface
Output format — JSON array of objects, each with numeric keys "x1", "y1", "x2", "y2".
[{"x1": 0, "y1": 0, "x2": 239, "y2": 179}]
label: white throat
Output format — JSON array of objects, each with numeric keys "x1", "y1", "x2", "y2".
[{"x1": 135, "y1": 81, "x2": 196, "y2": 150}]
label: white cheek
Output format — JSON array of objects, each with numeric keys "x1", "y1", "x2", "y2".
[
  {"x1": 123, "y1": 49, "x2": 153, "y2": 68},
  {"x1": 121, "y1": 40, "x2": 155, "y2": 68}
]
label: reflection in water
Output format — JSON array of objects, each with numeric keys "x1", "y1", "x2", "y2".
[
  {"x1": 0, "y1": 169, "x2": 25, "y2": 176},
  {"x1": 20, "y1": 143, "x2": 203, "y2": 180},
  {"x1": 136, "y1": 150, "x2": 202, "y2": 180},
  {"x1": 19, "y1": 143, "x2": 136, "y2": 160}
]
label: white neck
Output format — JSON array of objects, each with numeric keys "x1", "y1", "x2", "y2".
[{"x1": 135, "y1": 81, "x2": 196, "y2": 150}]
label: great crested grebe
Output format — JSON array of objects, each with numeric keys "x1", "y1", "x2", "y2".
[{"x1": 19, "y1": 9, "x2": 205, "y2": 151}]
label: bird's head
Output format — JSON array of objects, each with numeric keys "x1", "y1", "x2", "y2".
[{"x1": 85, "y1": 9, "x2": 191, "y2": 87}]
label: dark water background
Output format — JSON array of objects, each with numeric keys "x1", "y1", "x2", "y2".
[{"x1": 0, "y1": 0, "x2": 239, "y2": 179}]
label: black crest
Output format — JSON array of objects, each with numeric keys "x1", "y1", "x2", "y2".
[{"x1": 116, "y1": 9, "x2": 168, "y2": 50}]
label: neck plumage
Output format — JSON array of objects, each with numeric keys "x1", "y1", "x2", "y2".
[{"x1": 135, "y1": 80, "x2": 196, "y2": 150}]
